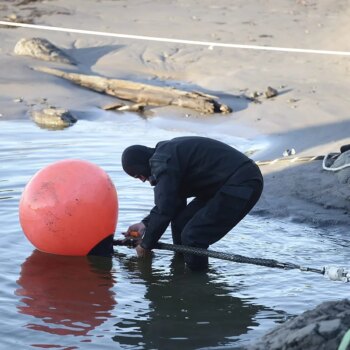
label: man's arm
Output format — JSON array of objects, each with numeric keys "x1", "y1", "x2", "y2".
[{"x1": 140, "y1": 173, "x2": 184, "y2": 250}]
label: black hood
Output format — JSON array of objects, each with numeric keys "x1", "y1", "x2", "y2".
[{"x1": 121, "y1": 145, "x2": 155, "y2": 177}]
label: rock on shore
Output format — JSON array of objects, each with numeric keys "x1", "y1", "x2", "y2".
[
  {"x1": 14, "y1": 37, "x2": 75, "y2": 64},
  {"x1": 249, "y1": 299, "x2": 350, "y2": 350},
  {"x1": 31, "y1": 107, "x2": 77, "y2": 129}
]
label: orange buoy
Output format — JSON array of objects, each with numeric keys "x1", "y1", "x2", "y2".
[{"x1": 19, "y1": 159, "x2": 118, "y2": 256}]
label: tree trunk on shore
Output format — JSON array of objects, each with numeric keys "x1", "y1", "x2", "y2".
[{"x1": 33, "y1": 66, "x2": 232, "y2": 114}]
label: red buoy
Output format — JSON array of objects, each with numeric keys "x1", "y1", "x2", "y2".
[{"x1": 19, "y1": 159, "x2": 118, "y2": 256}]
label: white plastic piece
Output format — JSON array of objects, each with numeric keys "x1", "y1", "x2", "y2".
[
  {"x1": 324, "y1": 266, "x2": 349, "y2": 282},
  {"x1": 283, "y1": 148, "x2": 296, "y2": 157}
]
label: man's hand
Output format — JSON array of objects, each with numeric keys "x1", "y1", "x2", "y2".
[
  {"x1": 124, "y1": 222, "x2": 146, "y2": 238},
  {"x1": 121, "y1": 222, "x2": 146, "y2": 244},
  {"x1": 135, "y1": 244, "x2": 152, "y2": 258}
]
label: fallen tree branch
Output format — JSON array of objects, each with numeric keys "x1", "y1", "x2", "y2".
[{"x1": 33, "y1": 66, "x2": 232, "y2": 114}]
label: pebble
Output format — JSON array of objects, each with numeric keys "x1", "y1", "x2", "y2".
[
  {"x1": 251, "y1": 91, "x2": 261, "y2": 98},
  {"x1": 265, "y1": 86, "x2": 278, "y2": 98},
  {"x1": 7, "y1": 13, "x2": 17, "y2": 20}
]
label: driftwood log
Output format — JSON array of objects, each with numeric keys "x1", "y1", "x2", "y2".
[{"x1": 33, "y1": 67, "x2": 232, "y2": 114}]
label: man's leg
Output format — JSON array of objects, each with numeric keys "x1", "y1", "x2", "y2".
[
  {"x1": 171, "y1": 198, "x2": 206, "y2": 245},
  {"x1": 182, "y1": 179, "x2": 263, "y2": 270}
]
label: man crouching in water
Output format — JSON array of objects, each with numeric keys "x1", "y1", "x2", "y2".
[{"x1": 121, "y1": 136, "x2": 263, "y2": 271}]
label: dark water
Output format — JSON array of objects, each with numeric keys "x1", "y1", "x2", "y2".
[{"x1": 1, "y1": 111, "x2": 349, "y2": 350}]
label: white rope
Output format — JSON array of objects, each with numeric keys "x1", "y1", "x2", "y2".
[
  {"x1": 256, "y1": 155, "x2": 325, "y2": 166},
  {"x1": 256, "y1": 153, "x2": 350, "y2": 168},
  {"x1": 322, "y1": 153, "x2": 350, "y2": 172},
  {"x1": 2, "y1": 21, "x2": 350, "y2": 56}
]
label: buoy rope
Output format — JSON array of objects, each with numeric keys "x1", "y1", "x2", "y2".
[
  {"x1": 256, "y1": 154, "x2": 339, "y2": 167},
  {"x1": 157, "y1": 242, "x2": 301, "y2": 270},
  {"x1": 2, "y1": 21, "x2": 350, "y2": 56},
  {"x1": 113, "y1": 239, "x2": 349, "y2": 281},
  {"x1": 322, "y1": 152, "x2": 350, "y2": 172},
  {"x1": 338, "y1": 329, "x2": 350, "y2": 350}
]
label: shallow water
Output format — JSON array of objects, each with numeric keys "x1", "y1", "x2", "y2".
[{"x1": 0, "y1": 111, "x2": 349, "y2": 350}]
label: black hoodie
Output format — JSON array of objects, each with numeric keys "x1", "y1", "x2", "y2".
[{"x1": 140, "y1": 136, "x2": 261, "y2": 250}]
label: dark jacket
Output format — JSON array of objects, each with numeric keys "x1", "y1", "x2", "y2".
[{"x1": 141, "y1": 136, "x2": 259, "y2": 249}]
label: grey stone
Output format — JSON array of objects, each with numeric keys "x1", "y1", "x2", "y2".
[
  {"x1": 30, "y1": 107, "x2": 77, "y2": 130},
  {"x1": 318, "y1": 318, "x2": 341, "y2": 336},
  {"x1": 265, "y1": 86, "x2": 278, "y2": 98},
  {"x1": 14, "y1": 38, "x2": 75, "y2": 65}
]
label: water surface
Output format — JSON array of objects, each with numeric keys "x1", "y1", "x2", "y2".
[{"x1": 0, "y1": 111, "x2": 349, "y2": 349}]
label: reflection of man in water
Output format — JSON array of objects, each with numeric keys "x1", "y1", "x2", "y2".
[
  {"x1": 16, "y1": 250, "x2": 116, "y2": 341},
  {"x1": 113, "y1": 253, "x2": 265, "y2": 350}
]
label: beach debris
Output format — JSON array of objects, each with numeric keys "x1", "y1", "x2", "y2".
[
  {"x1": 33, "y1": 66, "x2": 232, "y2": 114},
  {"x1": 283, "y1": 148, "x2": 296, "y2": 157},
  {"x1": 287, "y1": 98, "x2": 299, "y2": 108},
  {"x1": 4, "y1": 13, "x2": 19, "y2": 21},
  {"x1": 244, "y1": 91, "x2": 262, "y2": 104},
  {"x1": 0, "y1": 13, "x2": 30, "y2": 28},
  {"x1": 14, "y1": 38, "x2": 75, "y2": 65},
  {"x1": 341, "y1": 144, "x2": 350, "y2": 153},
  {"x1": 265, "y1": 86, "x2": 278, "y2": 98},
  {"x1": 13, "y1": 97, "x2": 24, "y2": 103},
  {"x1": 244, "y1": 87, "x2": 278, "y2": 103},
  {"x1": 251, "y1": 91, "x2": 261, "y2": 99},
  {"x1": 102, "y1": 102, "x2": 146, "y2": 113},
  {"x1": 30, "y1": 107, "x2": 77, "y2": 130},
  {"x1": 249, "y1": 299, "x2": 350, "y2": 350}
]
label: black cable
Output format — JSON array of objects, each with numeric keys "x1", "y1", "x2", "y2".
[{"x1": 113, "y1": 239, "x2": 325, "y2": 275}]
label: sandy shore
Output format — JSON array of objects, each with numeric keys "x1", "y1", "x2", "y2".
[{"x1": 1, "y1": 0, "x2": 350, "y2": 227}]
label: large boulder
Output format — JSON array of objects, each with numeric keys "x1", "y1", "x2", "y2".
[{"x1": 249, "y1": 299, "x2": 350, "y2": 350}]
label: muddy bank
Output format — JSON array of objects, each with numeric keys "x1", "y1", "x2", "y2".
[{"x1": 253, "y1": 159, "x2": 350, "y2": 228}]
